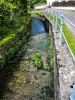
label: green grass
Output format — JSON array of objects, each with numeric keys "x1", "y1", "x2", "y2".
[
  {"x1": 63, "y1": 25, "x2": 75, "y2": 56},
  {"x1": 0, "y1": 34, "x2": 15, "y2": 46},
  {"x1": 47, "y1": 12, "x2": 75, "y2": 56},
  {"x1": 57, "y1": 18, "x2": 75, "y2": 56},
  {"x1": 49, "y1": 33, "x2": 54, "y2": 72}
]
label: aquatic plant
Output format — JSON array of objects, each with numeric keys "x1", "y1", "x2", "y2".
[{"x1": 34, "y1": 52, "x2": 42, "y2": 69}]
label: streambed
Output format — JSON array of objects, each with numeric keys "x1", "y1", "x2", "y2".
[{"x1": 0, "y1": 17, "x2": 54, "y2": 100}]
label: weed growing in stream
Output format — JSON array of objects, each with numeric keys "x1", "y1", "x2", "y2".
[{"x1": 34, "y1": 52, "x2": 42, "y2": 69}]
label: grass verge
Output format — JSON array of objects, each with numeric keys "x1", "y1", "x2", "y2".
[{"x1": 63, "y1": 25, "x2": 75, "y2": 56}]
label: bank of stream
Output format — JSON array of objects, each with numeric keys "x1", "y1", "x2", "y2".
[{"x1": 0, "y1": 16, "x2": 54, "y2": 100}]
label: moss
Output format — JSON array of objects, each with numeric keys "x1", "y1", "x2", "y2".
[{"x1": 48, "y1": 32, "x2": 54, "y2": 73}]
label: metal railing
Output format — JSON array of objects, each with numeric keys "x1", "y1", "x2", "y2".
[{"x1": 41, "y1": 8, "x2": 75, "y2": 61}]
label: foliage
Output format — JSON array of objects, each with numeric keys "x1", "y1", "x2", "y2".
[
  {"x1": 28, "y1": 0, "x2": 46, "y2": 9},
  {"x1": 30, "y1": 10, "x2": 44, "y2": 16},
  {"x1": 34, "y1": 52, "x2": 42, "y2": 69},
  {"x1": 0, "y1": 0, "x2": 28, "y2": 39},
  {"x1": 0, "y1": 54, "x2": 5, "y2": 69},
  {"x1": 9, "y1": 47, "x2": 15, "y2": 57},
  {"x1": 0, "y1": 34, "x2": 15, "y2": 46},
  {"x1": 28, "y1": 0, "x2": 46, "y2": 5}
]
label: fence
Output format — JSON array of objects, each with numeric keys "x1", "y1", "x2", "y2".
[{"x1": 41, "y1": 8, "x2": 75, "y2": 62}]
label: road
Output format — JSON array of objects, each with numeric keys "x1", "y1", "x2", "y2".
[
  {"x1": 55, "y1": 9, "x2": 75, "y2": 25},
  {"x1": 53, "y1": 9, "x2": 75, "y2": 37}
]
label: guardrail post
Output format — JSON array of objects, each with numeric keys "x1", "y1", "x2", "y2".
[
  {"x1": 56, "y1": 11, "x2": 58, "y2": 30},
  {"x1": 59, "y1": 14, "x2": 64, "y2": 45}
]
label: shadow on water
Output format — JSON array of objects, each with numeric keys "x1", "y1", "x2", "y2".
[{"x1": 30, "y1": 17, "x2": 47, "y2": 35}]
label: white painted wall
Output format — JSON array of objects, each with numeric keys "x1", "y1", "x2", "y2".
[
  {"x1": 47, "y1": 0, "x2": 73, "y2": 5},
  {"x1": 47, "y1": 0, "x2": 52, "y2": 5}
]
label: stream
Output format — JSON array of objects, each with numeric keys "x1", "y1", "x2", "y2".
[
  {"x1": 31, "y1": 17, "x2": 47, "y2": 35},
  {"x1": 0, "y1": 17, "x2": 54, "y2": 100}
]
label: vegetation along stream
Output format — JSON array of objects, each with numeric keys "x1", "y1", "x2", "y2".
[{"x1": 0, "y1": 16, "x2": 54, "y2": 100}]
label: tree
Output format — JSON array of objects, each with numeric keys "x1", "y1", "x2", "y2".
[
  {"x1": 28, "y1": 0, "x2": 46, "y2": 8},
  {"x1": 0, "y1": 0, "x2": 28, "y2": 39}
]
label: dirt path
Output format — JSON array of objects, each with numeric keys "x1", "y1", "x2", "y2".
[{"x1": 0, "y1": 33, "x2": 54, "y2": 100}]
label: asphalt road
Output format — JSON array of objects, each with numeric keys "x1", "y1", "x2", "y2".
[
  {"x1": 54, "y1": 9, "x2": 75, "y2": 37},
  {"x1": 55, "y1": 9, "x2": 75, "y2": 25}
]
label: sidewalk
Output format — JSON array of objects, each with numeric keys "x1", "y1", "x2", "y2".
[{"x1": 52, "y1": 7, "x2": 75, "y2": 11}]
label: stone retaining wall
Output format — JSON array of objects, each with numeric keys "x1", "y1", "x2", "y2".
[{"x1": 44, "y1": 14, "x2": 59, "y2": 100}]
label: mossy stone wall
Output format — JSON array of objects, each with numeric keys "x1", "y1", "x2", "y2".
[{"x1": 0, "y1": 17, "x2": 31, "y2": 69}]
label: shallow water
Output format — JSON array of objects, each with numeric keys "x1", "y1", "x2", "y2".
[{"x1": 31, "y1": 17, "x2": 47, "y2": 35}]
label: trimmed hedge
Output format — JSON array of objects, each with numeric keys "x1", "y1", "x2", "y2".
[{"x1": 0, "y1": 17, "x2": 31, "y2": 69}]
